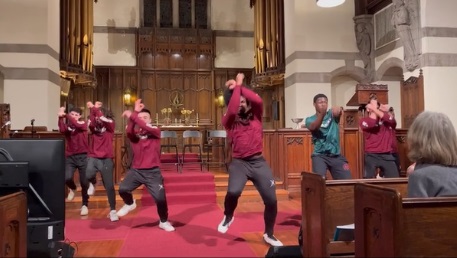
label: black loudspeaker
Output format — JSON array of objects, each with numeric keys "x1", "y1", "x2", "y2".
[
  {"x1": 265, "y1": 245, "x2": 302, "y2": 258},
  {"x1": 27, "y1": 241, "x2": 75, "y2": 258}
]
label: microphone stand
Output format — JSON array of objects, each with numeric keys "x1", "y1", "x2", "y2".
[{"x1": 31, "y1": 120, "x2": 35, "y2": 138}]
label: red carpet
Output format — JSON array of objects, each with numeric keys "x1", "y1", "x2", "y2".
[
  {"x1": 117, "y1": 204, "x2": 301, "y2": 257},
  {"x1": 141, "y1": 166, "x2": 216, "y2": 206},
  {"x1": 65, "y1": 203, "x2": 301, "y2": 257}
]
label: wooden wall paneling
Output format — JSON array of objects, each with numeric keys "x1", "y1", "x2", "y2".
[
  {"x1": 109, "y1": 69, "x2": 124, "y2": 132},
  {"x1": 395, "y1": 129, "x2": 410, "y2": 177},
  {"x1": 342, "y1": 129, "x2": 363, "y2": 179},
  {"x1": 155, "y1": 73, "x2": 174, "y2": 119},
  {"x1": 281, "y1": 131, "x2": 312, "y2": 193},
  {"x1": 197, "y1": 30, "x2": 213, "y2": 71},
  {"x1": 183, "y1": 30, "x2": 198, "y2": 70},
  {"x1": 197, "y1": 72, "x2": 213, "y2": 124},
  {"x1": 155, "y1": 29, "x2": 170, "y2": 69},
  {"x1": 68, "y1": 85, "x2": 94, "y2": 120},
  {"x1": 169, "y1": 31, "x2": 184, "y2": 70},
  {"x1": 140, "y1": 72, "x2": 158, "y2": 116},
  {"x1": 400, "y1": 70, "x2": 424, "y2": 128},
  {"x1": 138, "y1": 28, "x2": 154, "y2": 69},
  {"x1": 94, "y1": 68, "x2": 109, "y2": 105}
]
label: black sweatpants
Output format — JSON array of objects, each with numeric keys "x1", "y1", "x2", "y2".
[
  {"x1": 65, "y1": 153, "x2": 89, "y2": 206},
  {"x1": 86, "y1": 157, "x2": 116, "y2": 210},
  {"x1": 364, "y1": 153, "x2": 399, "y2": 178},
  {"x1": 311, "y1": 154, "x2": 352, "y2": 180},
  {"x1": 118, "y1": 167, "x2": 169, "y2": 222},
  {"x1": 224, "y1": 156, "x2": 278, "y2": 236}
]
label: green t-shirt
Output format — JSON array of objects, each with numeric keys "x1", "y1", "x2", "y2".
[{"x1": 305, "y1": 110, "x2": 341, "y2": 155}]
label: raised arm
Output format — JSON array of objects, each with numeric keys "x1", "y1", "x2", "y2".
[
  {"x1": 222, "y1": 85, "x2": 241, "y2": 130},
  {"x1": 305, "y1": 112, "x2": 326, "y2": 131},
  {"x1": 93, "y1": 107, "x2": 115, "y2": 133},
  {"x1": 380, "y1": 112, "x2": 397, "y2": 128},
  {"x1": 58, "y1": 117, "x2": 67, "y2": 133},
  {"x1": 129, "y1": 111, "x2": 161, "y2": 139},
  {"x1": 125, "y1": 113, "x2": 138, "y2": 142},
  {"x1": 57, "y1": 107, "x2": 68, "y2": 133},
  {"x1": 87, "y1": 108, "x2": 97, "y2": 133},
  {"x1": 359, "y1": 116, "x2": 379, "y2": 131},
  {"x1": 240, "y1": 86, "x2": 263, "y2": 121},
  {"x1": 67, "y1": 115, "x2": 87, "y2": 131}
]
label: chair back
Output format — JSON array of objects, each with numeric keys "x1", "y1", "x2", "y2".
[
  {"x1": 183, "y1": 130, "x2": 202, "y2": 145},
  {"x1": 161, "y1": 131, "x2": 178, "y2": 139},
  {"x1": 208, "y1": 130, "x2": 226, "y2": 138}
]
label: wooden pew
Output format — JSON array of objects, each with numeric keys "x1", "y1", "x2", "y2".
[
  {"x1": 0, "y1": 191, "x2": 27, "y2": 257},
  {"x1": 301, "y1": 172, "x2": 408, "y2": 257},
  {"x1": 355, "y1": 183, "x2": 457, "y2": 257}
]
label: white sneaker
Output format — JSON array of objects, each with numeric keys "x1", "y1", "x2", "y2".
[
  {"x1": 159, "y1": 221, "x2": 175, "y2": 232},
  {"x1": 67, "y1": 189, "x2": 75, "y2": 201},
  {"x1": 263, "y1": 234, "x2": 283, "y2": 246},
  {"x1": 87, "y1": 183, "x2": 95, "y2": 196},
  {"x1": 108, "y1": 210, "x2": 119, "y2": 222},
  {"x1": 80, "y1": 205, "x2": 89, "y2": 216},
  {"x1": 116, "y1": 200, "x2": 137, "y2": 217},
  {"x1": 217, "y1": 216, "x2": 234, "y2": 234}
]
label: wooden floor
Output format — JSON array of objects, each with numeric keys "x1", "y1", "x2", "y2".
[{"x1": 66, "y1": 167, "x2": 301, "y2": 257}]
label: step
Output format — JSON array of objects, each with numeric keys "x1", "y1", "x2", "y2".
[
  {"x1": 215, "y1": 180, "x2": 284, "y2": 191},
  {"x1": 65, "y1": 193, "x2": 143, "y2": 210},
  {"x1": 75, "y1": 184, "x2": 144, "y2": 197},
  {"x1": 141, "y1": 191, "x2": 216, "y2": 206},
  {"x1": 165, "y1": 181, "x2": 215, "y2": 192},
  {"x1": 162, "y1": 173, "x2": 214, "y2": 184},
  {"x1": 216, "y1": 189, "x2": 290, "y2": 203}
]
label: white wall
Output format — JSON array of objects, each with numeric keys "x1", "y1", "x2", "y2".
[
  {"x1": 211, "y1": 0, "x2": 254, "y2": 68},
  {"x1": 284, "y1": 0, "x2": 360, "y2": 128}
]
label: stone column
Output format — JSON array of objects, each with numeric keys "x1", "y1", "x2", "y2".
[{"x1": 0, "y1": 0, "x2": 60, "y2": 130}]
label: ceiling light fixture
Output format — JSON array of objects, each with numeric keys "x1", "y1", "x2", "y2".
[{"x1": 316, "y1": 0, "x2": 345, "y2": 8}]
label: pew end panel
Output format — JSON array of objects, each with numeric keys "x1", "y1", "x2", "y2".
[
  {"x1": 302, "y1": 172, "x2": 408, "y2": 257},
  {"x1": 301, "y1": 172, "x2": 327, "y2": 257},
  {"x1": 354, "y1": 183, "x2": 400, "y2": 257},
  {"x1": 0, "y1": 191, "x2": 27, "y2": 257},
  {"x1": 355, "y1": 183, "x2": 457, "y2": 257}
]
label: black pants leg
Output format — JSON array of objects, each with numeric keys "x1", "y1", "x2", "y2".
[
  {"x1": 118, "y1": 169, "x2": 142, "y2": 205},
  {"x1": 249, "y1": 157, "x2": 278, "y2": 237},
  {"x1": 75, "y1": 154, "x2": 89, "y2": 206},
  {"x1": 65, "y1": 156, "x2": 78, "y2": 190},
  {"x1": 224, "y1": 159, "x2": 249, "y2": 219},
  {"x1": 139, "y1": 168, "x2": 169, "y2": 222},
  {"x1": 98, "y1": 158, "x2": 116, "y2": 210}
]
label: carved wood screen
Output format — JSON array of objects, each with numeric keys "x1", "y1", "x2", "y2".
[{"x1": 400, "y1": 69, "x2": 424, "y2": 128}]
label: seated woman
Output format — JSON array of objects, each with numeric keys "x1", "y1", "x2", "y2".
[{"x1": 407, "y1": 111, "x2": 457, "y2": 197}]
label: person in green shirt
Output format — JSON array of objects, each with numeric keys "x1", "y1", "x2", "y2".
[{"x1": 301, "y1": 94, "x2": 352, "y2": 179}]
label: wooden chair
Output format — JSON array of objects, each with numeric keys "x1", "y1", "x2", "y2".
[
  {"x1": 160, "y1": 131, "x2": 180, "y2": 173},
  {"x1": 181, "y1": 130, "x2": 203, "y2": 171},
  {"x1": 204, "y1": 130, "x2": 227, "y2": 172}
]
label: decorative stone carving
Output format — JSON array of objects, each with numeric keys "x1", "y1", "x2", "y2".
[
  {"x1": 391, "y1": 0, "x2": 421, "y2": 71},
  {"x1": 354, "y1": 15, "x2": 375, "y2": 83}
]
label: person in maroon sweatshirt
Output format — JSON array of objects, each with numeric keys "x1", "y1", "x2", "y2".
[
  {"x1": 116, "y1": 99, "x2": 175, "y2": 232},
  {"x1": 359, "y1": 99, "x2": 399, "y2": 178},
  {"x1": 58, "y1": 106, "x2": 90, "y2": 216},
  {"x1": 86, "y1": 101, "x2": 118, "y2": 221},
  {"x1": 217, "y1": 73, "x2": 283, "y2": 247}
]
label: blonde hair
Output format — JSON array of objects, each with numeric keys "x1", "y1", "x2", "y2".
[{"x1": 407, "y1": 111, "x2": 457, "y2": 166}]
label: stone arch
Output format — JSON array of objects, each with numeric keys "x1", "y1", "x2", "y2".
[
  {"x1": 329, "y1": 66, "x2": 366, "y2": 83},
  {"x1": 375, "y1": 57, "x2": 404, "y2": 81},
  {"x1": 328, "y1": 66, "x2": 366, "y2": 108}
]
